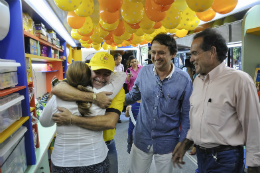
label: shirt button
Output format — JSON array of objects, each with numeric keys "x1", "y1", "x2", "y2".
[
  {"x1": 157, "y1": 95, "x2": 159, "y2": 97},
  {"x1": 155, "y1": 107, "x2": 157, "y2": 109},
  {"x1": 154, "y1": 119, "x2": 155, "y2": 121}
]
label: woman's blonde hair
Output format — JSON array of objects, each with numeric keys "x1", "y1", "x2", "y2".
[{"x1": 66, "y1": 61, "x2": 92, "y2": 116}]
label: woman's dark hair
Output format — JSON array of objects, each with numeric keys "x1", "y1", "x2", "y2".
[
  {"x1": 151, "y1": 33, "x2": 177, "y2": 55},
  {"x1": 193, "y1": 28, "x2": 228, "y2": 63},
  {"x1": 114, "y1": 53, "x2": 121, "y2": 60},
  {"x1": 127, "y1": 55, "x2": 137, "y2": 68},
  {"x1": 66, "y1": 61, "x2": 93, "y2": 116}
]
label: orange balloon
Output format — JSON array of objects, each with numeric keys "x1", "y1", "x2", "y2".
[
  {"x1": 99, "y1": 6, "x2": 119, "y2": 24},
  {"x1": 194, "y1": 23, "x2": 210, "y2": 33},
  {"x1": 196, "y1": 8, "x2": 216, "y2": 22},
  {"x1": 126, "y1": 21, "x2": 141, "y2": 29},
  {"x1": 77, "y1": 28, "x2": 94, "y2": 37},
  {"x1": 81, "y1": 36, "x2": 90, "y2": 41},
  {"x1": 151, "y1": 0, "x2": 172, "y2": 12},
  {"x1": 67, "y1": 11, "x2": 85, "y2": 29},
  {"x1": 104, "y1": 31, "x2": 113, "y2": 40},
  {"x1": 105, "y1": 39, "x2": 113, "y2": 45},
  {"x1": 127, "y1": 34, "x2": 134, "y2": 41},
  {"x1": 145, "y1": 0, "x2": 166, "y2": 22},
  {"x1": 152, "y1": 0, "x2": 174, "y2": 6},
  {"x1": 114, "y1": 20, "x2": 125, "y2": 36},
  {"x1": 153, "y1": 22, "x2": 162, "y2": 29},
  {"x1": 87, "y1": 39, "x2": 93, "y2": 44},
  {"x1": 98, "y1": 0, "x2": 123, "y2": 13},
  {"x1": 212, "y1": 0, "x2": 238, "y2": 14},
  {"x1": 121, "y1": 42, "x2": 127, "y2": 47}
]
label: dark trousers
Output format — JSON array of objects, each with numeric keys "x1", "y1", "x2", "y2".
[{"x1": 196, "y1": 146, "x2": 244, "y2": 173}]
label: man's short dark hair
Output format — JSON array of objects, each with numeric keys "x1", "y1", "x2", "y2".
[
  {"x1": 114, "y1": 53, "x2": 121, "y2": 60},
  {"x1": 151, "y1": 33, "x2": 177, "y2": 55},
  {"x1": 193, "y1": 28, "x2": 228, "y2": 63}
]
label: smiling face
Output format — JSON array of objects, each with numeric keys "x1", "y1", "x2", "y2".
[
  {"x1": 91, "y1": 69, "x2": 112, "y2": 89},
  {"x1": 130, "y1": 59, "x2": 137, "y2": 68},
  {"x1": 151, "y1": 41, "x2": 175, "y2": 71},
  {"x1": 190, "y1": 37, "x2": 218, "y2": 75}
]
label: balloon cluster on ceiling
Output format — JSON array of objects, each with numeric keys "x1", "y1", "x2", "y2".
[{"x1": 55, "y1": 0, "x2": 238, "y2": 51}]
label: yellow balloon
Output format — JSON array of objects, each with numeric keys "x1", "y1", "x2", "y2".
[
  {"x1": 74, "y1": 0, "x2": 94, "y2": 17},
  {"x1": 124, "y1": 22, "x2": 138, "y2": 34},
  {"x1": 135, "y1": 28, "x2": 145, "y2": 36},
  {"x1": 123, "y1": 40, "x2": 131, "y2": 46},
  {"x1": 157, "y1": 26, "x2": 167, "y2": 34},
  {"x1": 90, "y1": 33, "x2": 103, "y2": 44},
  {"x1": 95, "y1": 25, "x2": 109, "y2": 38},
  {"x1": 161, "y1": 4, "x2": 181, "y2": 29},
  {"x1": 102, "y1": 42, "x2": 109, "y2": 50},
  {"x1": 71, "y1": 29, "x2": 81, "y2": 40},
  {"x1": 113, "y1": 34, "x2": 124, "y2": 44},
  {"x1": 120, "y1": 31, "x2": 132, "y2": 40},
  {"x1": 166, "y1": 28, "x2": 177, "y2": 34},
  {"x1": 110, "y1": 45, "x2": 117, "y2": 50},
  {"x1": 144, "y1": 34, "x2": 153, "y2": 42},
  {"x1": 78, "y1": 17, "x2": 93, "y2": 35},
  {"x1": 117, "y1": 44, "x2": 122, "y2": 47},
  {"x1": 79, "y1": 39, "x2": 89, "y2": 44},
  {"x1": 126, "y1": 0, "x2": 144, "y2": 2},
  {"x1": 92, "y1": 43, "x2": 101, "y2": 51},
  {"x1": 174, "y1": 0, "x2": 188, "y2": 12},
  {"x1": 139, "y1": 12, "x2": 155, "y2": 30},
  {"x1": 186, "y1": 0, "x2": 214, "y2": 12},
  {"x1": 90, "y1": 3, "x2": 100, "y2": 26},
  {"x1": 175, "y1": 29, "x2": 188, "y2": 37},
  {"x1": 131, "y1": 34, "x2": 144, "y2": 44},
  {"x1": 100, "y1": 18, "x2": 119, "y2": 31},
  {"x1": 54, "y1": 0, "x2": 82, "y2": 11},
  {"x1": 82, "y1": 43, "x2": 91, "y2": 47},
  {"x1": 143, "y1": 28, "x2": 155, "y2": 34},
  {"x1": 121, "y1": 1, "x2": 144, "y2": 24},
  {"x1": 180, "y1": 7, "x2": 200, "y2": 30}
]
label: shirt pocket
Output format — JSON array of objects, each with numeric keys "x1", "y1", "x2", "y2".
[
  {"x1": 205, "y1": 103, "x2": 223, "y2": 126},
  {"x1": 161, "y1": 96, "x2": 180, "y2": 115}
]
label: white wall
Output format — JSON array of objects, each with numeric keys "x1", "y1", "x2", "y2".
[{"x1": 32, "y1": 64, "x2": 47, "y2": 98}]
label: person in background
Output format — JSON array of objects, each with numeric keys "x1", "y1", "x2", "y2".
[
  {"x1": 125, "y1": 33, "x2": 193, "y2": 173},
  {"x1": 256, "y1": 82, "x2": 260, "y2": 102},
  {"x1": 125, "y1": 55, "x2": 143, "y2": 92},
  {"x1": 114, "y1": 53, "x2": 124, "y2": 72},
  {"x1": 172, "y1": 28, "x2": 260, "y2": 173},
  {"x1": 51, "y1": 52, "x2": 125, "y2": 173},
  {"x1": 124, "y1": 100, "x2": 141, "y2": 154}
]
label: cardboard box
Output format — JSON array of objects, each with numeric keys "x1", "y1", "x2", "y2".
[
  {"x1": 36, "y1": 33, "x2": 48, "y2": 41},
  {"x1": 24, "y1": 38, "x2": 38, "y2": 55}
]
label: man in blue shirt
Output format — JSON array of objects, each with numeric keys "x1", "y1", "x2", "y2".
[{"x1": 125, "y1": 33, "x2": 193, "y2": 173}]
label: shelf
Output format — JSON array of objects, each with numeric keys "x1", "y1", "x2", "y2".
[
  {"x1": 25, "y1": 53, "x2": 63, "y2": 62},
  {"x1": 36, "y1": 70, "x2": 58, "y2": 73},
  {"x1": 30, "y1": 107, "x2": 35, "y2": 112},
  {"x1": 25, "y1": 123, "x2": 56, "y2": 173},
  {"x1": 0, "y1": 116, "x2": 29, "y2": 143},
  {"x1": 28, "y1": 82, "x2": 33, "y2": 85},
  {"x1": 0, "y1": 86, "x2": 26, "y2": 97},
  {"x1": 247, "y1": 27, "x2": 260, "y2": 36},
  {"x1": 23, "y1": 30, "x2": 39, "y2": 41}
]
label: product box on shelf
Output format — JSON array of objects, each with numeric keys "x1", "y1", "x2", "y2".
[
  {"x1": 24, "y1": 37, "x2": 38, "y2": 55},
  {"x1": 48, "y1": 30, "x2": 57, "y2": 39},
  {"x1": 0, "y1": 93, "x2": 24, "y2": 133},
  {"x1": 56, "y1": 38, "x2": 60, "y2": 47},
  {"x1": 0, "y1": 59, "x2": 20, "y2": 90},
  {"x1": 59, "y1": 56, "x2": 66, "y2": 60},
  {"x1": 0, "y1": 127, "x2": 27, "y2": 173},
  {"x1": 35, "y1": 33, "x2": 48, "y2": 41},
  {"x1": 47, "y1": 33, "x2": 52, "y2": 43},
  {"x1": 35, "y1": 23, "x2": 47, "y2": 37}
]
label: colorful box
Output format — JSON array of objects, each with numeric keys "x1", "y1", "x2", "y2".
[{"x1": 24, "y1": 38, "x2": 38, "y2": 55}]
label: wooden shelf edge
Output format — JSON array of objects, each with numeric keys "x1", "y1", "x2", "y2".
[
  {"x1": 38, "y1": 39, "x2": 64, "y2": 52},
  {"x1": 246, "y1": 27, "x2": 260, "y2": 36},
  {"x1": 0, "y1": 86, "x2": 26, "y2": 97},
  {"x1": 25, "y1": 53, "x2": 63, "y2": 62},
  {"x1": 24, "y1": 30, "x2": 39, "y2": 41},
  {"x1": 28, "y1": 82, "x2": 33, "y2": 85},
  {"x1": 0, "y1": 116, "x2": 29, "y2": 143}
]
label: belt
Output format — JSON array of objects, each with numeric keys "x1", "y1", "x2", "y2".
[
  {"x1": 105, "y1": 140, "x2": 111, "y2": 145},
  {"x1": 195, "y1": 145, "x2": 242, "y2": 154}
]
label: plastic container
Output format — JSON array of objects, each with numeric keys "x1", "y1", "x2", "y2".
[
  {"x1": 0, "y1": 59, "x2": 20, "y2": 90},
  {"x1": 0, "y1": 94, "x2": 24, "y2": 133},
  {"x1": 0, "y1": 127, "x2": 27, "y2": 173}
]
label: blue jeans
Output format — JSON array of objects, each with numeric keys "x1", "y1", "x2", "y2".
[
  {"x1": 196, "y1": 146, "x2": 244, "y2": 173},
  {"x1": 106, "y1": 139, "x2": 118, "y2": 173}
]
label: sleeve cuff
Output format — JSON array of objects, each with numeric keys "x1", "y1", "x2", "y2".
[
  {"x1": 106, "y1": 108, "x2": 121, "y2": 116},
  {"x1": 246, "y1": 151, "x2": 260, "y2": 167}
]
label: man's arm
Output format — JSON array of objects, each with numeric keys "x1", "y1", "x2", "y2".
[
  {"x1": 52, "y1": 88, "x2": 125, "y2": 131},
  {"x1": 52, "y1": 82, "x2": 112, "y2": 109}
]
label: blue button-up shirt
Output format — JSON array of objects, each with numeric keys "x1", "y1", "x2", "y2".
[{"x1": 125, "y1": 64, "x2": 192, "y2": 154}]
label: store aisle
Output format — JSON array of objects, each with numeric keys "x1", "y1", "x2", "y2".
[{"x1": 114, "y1": 114, "x2": 198, "y2": 173}]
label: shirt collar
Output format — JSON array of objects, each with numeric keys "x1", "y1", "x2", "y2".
[
  {"x1": 153, "y1": 63, "x2": 175, "y2": 79},
  {"x1": 198, "y1": 62, "x2": 225, "y2": 82}
]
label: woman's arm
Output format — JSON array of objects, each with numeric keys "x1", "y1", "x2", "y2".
[{"x1": 39, "y1": 96, "x2": 56, "y2": 127}]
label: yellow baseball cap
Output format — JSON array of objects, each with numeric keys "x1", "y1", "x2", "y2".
[{"x1": 88, "y1": 52, "x2": 115, "y2": 72}]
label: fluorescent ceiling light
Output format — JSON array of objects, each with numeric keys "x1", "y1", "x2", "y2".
[
  {"x1": 199, "y1": 0, "x2": 260, "y2": 25},
  {"x1": 24, "y1": 0, "x2": 76, "y2": 47},
  {"x1": 227, "y1": 41, "x2": 242, "y2": 48}
]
